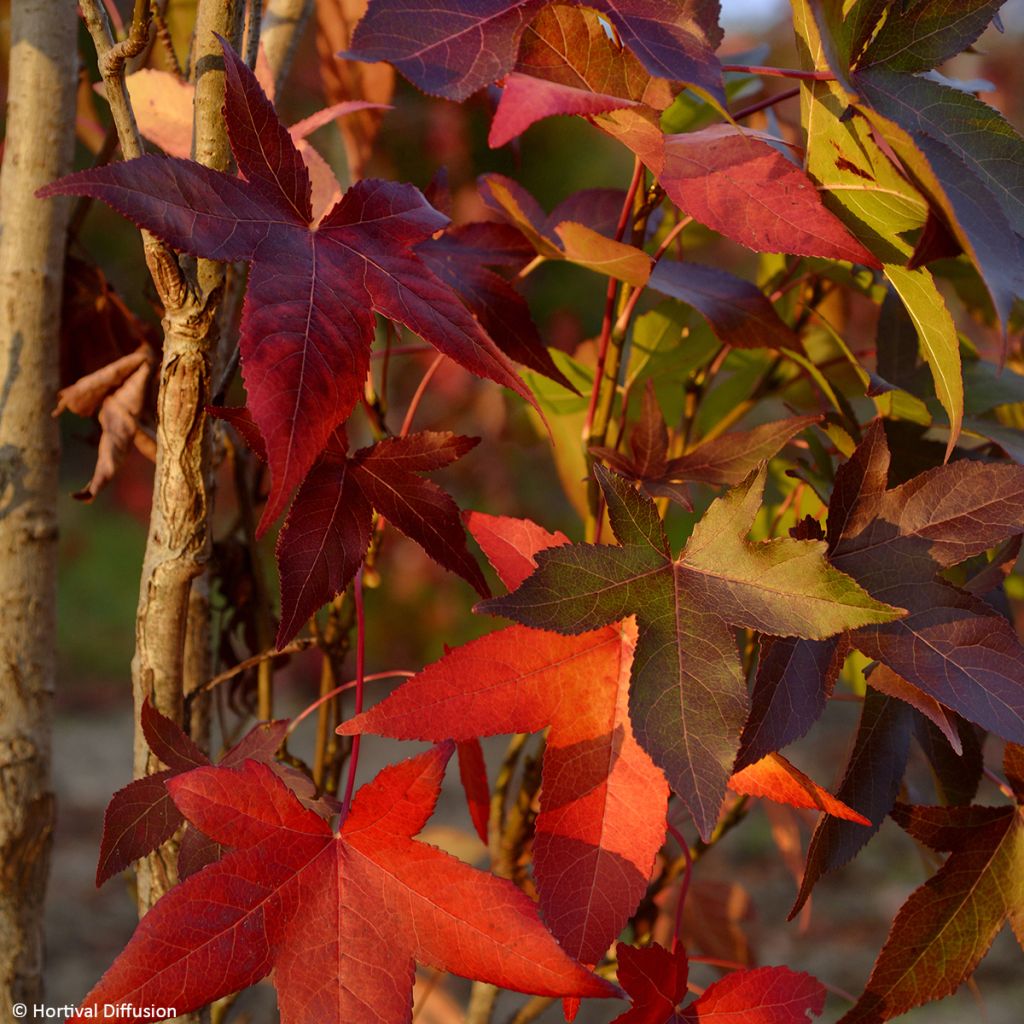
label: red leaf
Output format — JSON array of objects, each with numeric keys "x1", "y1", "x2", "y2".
[
  {"x1": 346, "y1": 0, "x2": 723, "y2": 103},
  {"x1": 95, "y1": 703, "x2": 289, "y2": 887},
  {"x1": 679, "y1": 965, "x2": 826, "y2": 1023},
  {"x1": 613, "y1": 942, "x2": 688, "y2": 1024},
  {"x1": 465, "y1": 510, "x2": 570, "y2": 591},
  {"x1": 418, "y1": 223, "x2": 576, "y2": 389},
  {"x1": 455, "y1": 739, "x2": 491, "y2": 845},
  {"x1": 275, "y1": 431, "x2": 486, "y2": 647},
  {"x1": 39, "y1": 40, "x2": 533, "y2": 533},
  {"x1": 339, "y1": 621, "x2": 667, "y2": 966},
  {"x1": 606, "y1": 121, "x2": 881, "y2": 266},
  {"x1": 728, "y1": 753, "x2": 871, "y2": 825},
  {"x1": 78, "y1": 748, "x2": 613, "y2": 1022},
  {"x1": 491, "y1": 73, "x2": 642, "y2": 147},
  {"x1": 612, "y1": 944, "x2": 825, "y2": 1024},
  {"x1": 140, "y1": 699, "x2": 207, "y2": 772}
]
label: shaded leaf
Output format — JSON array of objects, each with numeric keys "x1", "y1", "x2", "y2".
[
  {"x1": 417, "y1": 222, "x2": 573, "y2": 388},
  {"x1": 40, "y1": 40, "x2": 531, "y2": 533},
  {"x1": 790, "y1": 688, "x2": 914, "y2": 917},
  {"x1": 648, "y1": 260, "x2": 799, "y2": 350},
  {"x1": 859, "y1": 1, "x2": 1007, "y2": 73},
  {"x1": 838, "y1": 801, "x2": 1024, "y2": 1023},
  {"x1": 347, "y1": 0, "x2": 724, "y2": 103},
  {"x1": 736, "y1": 634, "x2": 847, "y2": 769},
  {"x1": 276, "y1": 431, "x2": 486, "y2": 647},
  {"x1": 481, "y1": 466, "x2": 901, "y2": 839},
  {"x1": 826, "y1": 421, "x2": 1024, "y2": 741}
]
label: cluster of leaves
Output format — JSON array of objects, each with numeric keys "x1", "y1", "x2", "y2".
[{"x1": 45, "y1": 1, "x2": 1024, "y2": 1022}]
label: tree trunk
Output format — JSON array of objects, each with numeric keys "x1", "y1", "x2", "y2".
[{"x1": 0, "y1": 0, "x2": 77, "y2": 1012}]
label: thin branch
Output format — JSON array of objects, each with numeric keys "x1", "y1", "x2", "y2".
[{"x1": 202, "y1": 639, "x2": 316, "y2": 691}]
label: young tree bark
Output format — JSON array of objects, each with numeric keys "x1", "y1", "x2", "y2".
[{"x1": 0, "y1": 0, "x2": 77, "y2": 1010}]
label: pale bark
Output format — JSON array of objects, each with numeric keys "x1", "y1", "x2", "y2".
[
  {"x1": 0, "y1": 0, "x2": 77, "y2": 1011},
  {"x1": 128, "y1": 0, "x2": 244, "y2": 916},
  {"x1": 261, "y1": 0, "x2": 313, "y2": 94}
]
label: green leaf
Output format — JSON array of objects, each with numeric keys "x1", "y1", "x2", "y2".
[
  {"x1": 854, "y1": 67, "x2": 1024, "y2": 333},
  {"x1": 522, "y1": 350, "x2": 592, "y2": 521},
  {"x1": 480, "y1": 466, "x2": 903, "y2": 838},
  {"x1": 883, "y1": 265, "x2": 962, "y2": 452},
  {"x1": 859, "y1": 0, "x2": 1007, "y2": 73},
  {"x1": 793, "y1": 6, "x2": 929, "y2": 266},
  {"x1": 851, "y1": 69, "x2": 1024, "y2": 241}
]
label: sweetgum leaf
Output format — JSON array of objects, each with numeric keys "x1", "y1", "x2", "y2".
[
  {"x1": 78, "y1": 748, "x2": 613, "y2": 1023},
  {"x1": 648, "y1": 261, "x2": 799, "y2": 350},
  {"x1": 859, "y1": 0, "x2": 1007, "y2": 73},
  {"x1": 489, "y1": 6, "x2": 674, "y2": 145},
  {"x1": 417, "y1": 222, "x2": 573, "y2": 388},
  {"x1": 854, "y1": 68, "x2": 1024, "y2": 336},
  {"x1": 838, "y1": 802, "x2": 1024, "y2": 1023},
  {"x1": 736, "y1": 634, "x2": 848, "y2": 769},
  {"x1": 38, "y1": 40, "x2": 532, "y2": 533},
  {"x1": 479, "y1": 174, "x2": 651, "y2": 283},
  {"x1": 276, "y1": 430, "x2": 486, "y2": 647},
  {"x1": 480, "y1": 467, "x2": 901, "y2": 838},
  {"x1": 826, "y1": 421, "x2": 1024, "y2": 741},
  {"x1": 95, "y1": 704, "x2": 287, "y2": 887},
  {"x1": 343, "y1": 510, "x2": 870, "y2": 957},
  {"x1": 605, "y1": 121, "x2": 882, "y2": 266},
  {"x1": 612, "y1": 943, "x2": 826, "y2": 1023},
  {"x1": 346, "y1": 0, "x2": 724, "y2": 103},
  {"x1": 790, "y1": 688, "x2": 914, "y2": 917},
  {"x1": 340, "y1": 517, "x2": 668, "y2": 965}
]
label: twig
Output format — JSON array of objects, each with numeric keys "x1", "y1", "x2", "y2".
[{"x1": 202, "y1": 638, "x2": 316, "y2": 691}]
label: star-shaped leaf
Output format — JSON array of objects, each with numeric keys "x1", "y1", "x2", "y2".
[
  {"x1": 217, "y1": 408, "x2": 488, "y2": 647},
  {"x1": 825, "y1": 420, "x2": 1024, "y2": 742},
  {"x1": 838, "y1": 750, "x2": 1024, "y2": 1023},
  {"x1": 479, "y1": 466, "x2": 901, "y2": 839},
  {"x1": 612, "y1": 942, "x2": 826, "y2": 1023},
  {"x1": 76, "y1": 746, "x2": 614, "y2": 1024},
  {"x1": 342, "y1": 513, "x2": 669, "y2": 965},
  {"x1": 39, "y1": 39, "x2": 532, "y2": 532},
  {"x1": 95, "y1": 700, "x2": 290, "y2": 886},
  {"x1": 346, "y1": 0, "x2": 724, "y2": 103}
]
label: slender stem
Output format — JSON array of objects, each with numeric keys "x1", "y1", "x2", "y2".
[
  {"x1": 338, "y1": 570, "x2": 366, "y2": 822},
  {"x1": 732, "y1": 86, "x2": 800, "y2": 121},
  {"x1": 202, "y1": 638, "x2": 315, "y2": 691},
  {"x1": 504, "y1": 997, "x2": 556, "y2": 1024},
  {"x1": 400, "y1": 354, "x2": 445, "y2": 437},
  {"x1": 286, "y1": 670, "x2": 413, "y2": 736},
  {"x1": 582, "y1": 158, "x2": 644, "y2": 443},
  {"x1": 982, "y1": 766, "x2": 1016, "y2": 801},
  {"x1": 243, "y1": 0, "x2": 262, "y2": 68},
  {"x1": 721, "y1": 63, "x2": 835, "y2": 81},
  {"x1": 515, "y1": 254, "x2": 546, "y2": 280},
  {"x1": 666, "y1": 822, "x2": 692, "y2": 951}
]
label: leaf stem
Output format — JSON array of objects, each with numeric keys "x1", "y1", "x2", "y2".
[
  {"x1": 721, "y1": 64, "x2": 835, "y2": 81},
  {"x1": 286, "y1": 669, "x2": 413, "y2": 737},
  {"x1": 401, "y1": 353, "x2": 445, "y2": 437},
  {"x1": 338, "y1": 569, "x2": 366, "y2": 822},
  {"x1": 731, "y1": 86, "x2": 800, "y2": 121}
]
